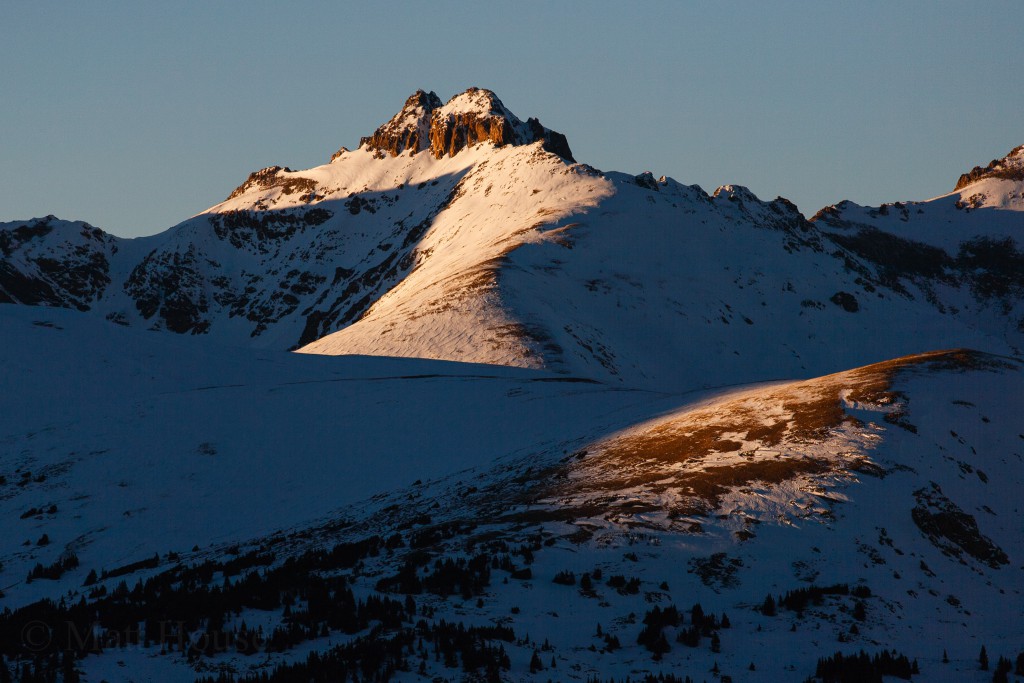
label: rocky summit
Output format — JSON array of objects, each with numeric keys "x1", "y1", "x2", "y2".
[
  {"x1": 954, "y1": 143, "x2": 1024, "y2": 190},
  {"x1": 357, "y1": 87, "x2": 574, "y2": 162}
]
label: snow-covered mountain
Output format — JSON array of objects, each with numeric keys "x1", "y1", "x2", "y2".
[
  {"x1": 2, "y1": 89, "x2": 1021, "y2": 391},
  {"x1": 0, "y1": 88, "x2": 580, "y2": 354},
  {"x1": 1, "y1": 89, "x2": 1022, "y2": 682}
]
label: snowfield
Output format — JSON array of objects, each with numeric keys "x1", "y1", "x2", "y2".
[{"x1": 0, "y1": 304, "x2": 668, "y2": 607}]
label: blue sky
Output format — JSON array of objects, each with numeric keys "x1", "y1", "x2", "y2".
[{"x1": 2, "y1": 1, "x2": 1021, "y2": 237}]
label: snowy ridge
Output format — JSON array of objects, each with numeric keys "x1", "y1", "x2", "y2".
[
  {"x1": 954, "y1": 143, "x2": 1024, "y2": 192},
  {"x1": 812, "y1": 143, "x2": 1024, "y2": 249},
  {"x1": 304, "y1": 162, "x2": 1022, "y2": 391}
]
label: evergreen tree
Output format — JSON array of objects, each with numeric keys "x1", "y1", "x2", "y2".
[
  {"x1": 651, "y1": 633, "x2": 670, "y2": 659},
  {"x1": 529, "y1": 651, "x2": 543, "y2": 673},
  {"x1": 993, "y1": 656, "x2": 1012, "y2": 683},
  {"x1": 61, "y1": 650, "x2": 80, "y2": 683},
  {"x1": 980, "y1": 645, "x2": 989, "y2": 671},
  {"x1": 761, "y1": 594, "x2": 776, "y2": 616}
]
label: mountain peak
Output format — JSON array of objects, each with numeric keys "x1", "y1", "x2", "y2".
[
  {"x1": 954, "y1": 143, "x2": 1024, "y2": 190},
  {"x1": 434, "y1": 87, "x2": 511, "y2": 119},
  {"x1": 353, "y1": 89, "x2": 442, "y2": 160},
  {"x1": 354, "y1": 87, "x2": 574, "y2": 163}
]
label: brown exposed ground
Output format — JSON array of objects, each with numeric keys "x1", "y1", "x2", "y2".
[{"x1": 505, "y1": 349, "x2": 1006, "y2": 531}]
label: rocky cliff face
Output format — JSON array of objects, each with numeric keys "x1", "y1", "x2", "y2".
[
  {"x1": 356, "y1": 87, "x2": 575, "y2": 162},
  {"x1": 355, "y1": 90, "x2": 442, "y2": 159},
  {"x1": 954, "y1": 144, "x2": 1024, "y2": 190}
]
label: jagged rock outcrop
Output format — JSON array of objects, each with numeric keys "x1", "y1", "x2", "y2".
[
  {"x1": 357, "y1": 87, "x2": 575, "y2": 162},
  {"x1": 526, "y1": 116, "x2": 574, "y2": 161},
  {"x1": 227, "y1": 166, "x2": 318, "y2": 202},
  {"x1": 954, "y1": 143, "x2": 1024, "y2": 190},
  {"x1": 634, "y1": 172, "x2": 660, "y2": 190},
  {"x1": 356, "y1": 90, "x2": 442, "y2": 159}
]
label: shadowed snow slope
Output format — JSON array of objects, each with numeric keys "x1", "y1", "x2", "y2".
[
  {"x1": 2, "y1": 305, "x2": 1022, "y2": 682},
  {"x1": 0, "y1": 304, "x2": 663, "y2": 607}
]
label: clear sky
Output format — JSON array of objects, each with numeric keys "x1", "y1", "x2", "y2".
[{"x1": 2, "y1": 1, "x2": 1021, "y2": 237}]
